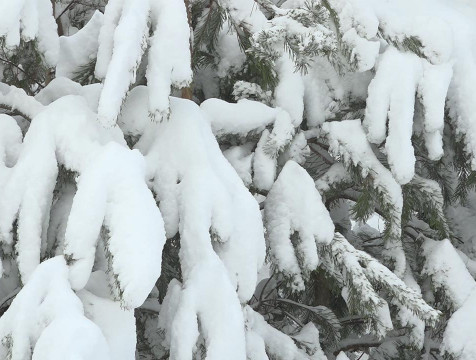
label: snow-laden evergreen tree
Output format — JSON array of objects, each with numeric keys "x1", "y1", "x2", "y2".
[{"x1": 0, "y1": 0, "x2": 476, "y2": 359}]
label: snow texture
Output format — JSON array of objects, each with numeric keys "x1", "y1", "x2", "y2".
[
  {"x1": 122, "y1": 95, "x2": 266, "y2": 359},
  {"x1": 264, "y1": 161, "x2": 334, "y2": 290},
  {"x1": 96, "y1": 0, "x2": 192, "y2": 126},
  {"x1": 56, "y1": 10, "x2": 103, "y2": 79},
  {"x1": 244, "y1": 306, "x2": 320, "y2": 360},
  {"x1": 201, "y1": 98, "x2": 281, "y2": 138},
  {"x1": 322, "y1": 234, "x2": 439, "y2": 338},
  {"x1": 0, "y1": 257, "x2": 110, "y2": 360},
  {"x1": 0, "y1": 0, "x2": 59, "y2": 66},
  {"x1": 147, "y1": 0, "x2": 192, "y2": 121},
  {"x1": 322, "y1": 119, "x2": 406, "y2": 277},
  {"x1": 0, "y1": 95, "x2": 165, "y2": 310},
  {"x1": 96, "y1": 0, "x2": 150, "y2": 127}
]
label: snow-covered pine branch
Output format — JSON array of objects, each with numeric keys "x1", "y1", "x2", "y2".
[{"x1": 0, "y1": 0, "x2": 475, "y2": 359}]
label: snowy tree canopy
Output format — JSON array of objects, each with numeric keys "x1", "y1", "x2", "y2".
[{"x1": 0, "y1": 0, "x2": 476, "y2": 359}]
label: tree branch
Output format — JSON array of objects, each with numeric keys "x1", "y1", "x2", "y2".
[{"x1": 0, "y1": 57, "x2": 45, "y2": 91}]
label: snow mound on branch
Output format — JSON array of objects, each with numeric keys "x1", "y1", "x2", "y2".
[
  {"x1": 442, "y1": 288, "x2": 476, "y2": 360},
  {"x1": 132, "y1": 96, "x2": 265, "y2": 358},
  {"x1": 264, "y1": 160, "x2": 334, "y2": 290},
  {"x1": 96, "y1": 0, "x2": 192, "y2": 126},
  {"x1": 322, "y1": 119, "x2": 406, "y2": 277},
  {"x1": 137, "y1": 96, "x2": 265, "y2": 302},
  {"x1": 56, "y1": 10, "x2": 103, "y2": 79},
  {"x1": 332, "y1": 0, "x2": 476, "y2": 171},
  {"x1": 0, "y1": 0, "x2": 59, "y2": 66},
  {"x1": 0, "y1": 95, "x2": 165, "y2": 309},
  {"x1": 0, "y1": 85, "x2": 45, "y2": 120},
  {"x1": 0, "y1": 257, "x2": 110, "y2": 360},
  {"x1": 422, "y1": 238, "x2": 476, "y2": 308},
  {"x1": 147, "y1": 0, "x2": 193, "y2": 121},
  {"x1": 244, "y1": 306, "x2": 324, "y2": 360},
  {"x1": 95, "y1": 0, "x2": 150, "y2": 127},
  {"x1": 364, "y1": 47, "x2": 452, "y2": 184},
  {"x1": 77, "y1": 271, "x2": 136, "y2": 360},
  {"x1": 422, "y1": 239, "x2": 476, "y2": 360},
  {"x1": 64, "y1": 142, "x2": 165, "y2": 309},
  {"x1": 201, "y1": 98, "x2": 283, "y2": 137}
]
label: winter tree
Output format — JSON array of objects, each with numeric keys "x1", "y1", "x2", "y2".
[{"x1": 0, "y1": 0, "x2": 475, "y2": 359}]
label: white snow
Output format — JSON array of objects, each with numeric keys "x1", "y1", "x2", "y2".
[
  {"x1": 442, "y1": 287, "x2": 476, "y2": 360},
  {"x1": 56, "y1": 10, "x2": 103, "y2": 79},
  {"x1": 201, "y1": 98, "x2": 281, "y2": 137},
  {"x1": 0, "y1": 257, "x2": 110, "y2": 360},
  {"x1": 264, "y1": 160, "x2": 334, "y2": 290},
  {"x1": 253, "y1": 129, "x2": 278, "y2": 191},
  {"x1": 137, "y1": 96, "x2": 265, "y2": 303},
  {"x1": 0, "y1": 0, "x2": 59, "y2": 66},
  {"x1": 0, "y1": 95, "x2": 164, "y2": 310},
  {"x1": 323, "y1": 119, "x2": 406, "y2": 277},
  {"x1": 77, "y1": 272, "x2": 136, "y2": 360},
  {"x1": 147, "y1": 0, "x2": 192, "y2": 121},
  {"x1": 96, "y1": 0, "x2": 150, "y2": 127},
  {"x1": 422, "y1": 238, "x2": 476, "y2": 308},
  {"x1": 323, "y1": 233, "x2": 439, "y2": 337},
  {"x1": 244, "y1": 305, "x2": 312, "y2": 360}
]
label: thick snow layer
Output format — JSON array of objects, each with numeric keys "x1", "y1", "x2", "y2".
[
  {"x1": 274, "y1": 55, "x2": 304, "y2": 126},
  {"x1": 201, "y1": 98, "x2": 281, "y2": 137},
  {"x1": 333, "y1": 0, "x2": 476, "y2": 170},
  {"x1": 442, "y1": 287, "x2": 476, "y2": 360},
  {"x1": 157, "y1": 279, "x2": 182, "y2": 350},
  {"x1": 77, "y1": 272, "x2": 136, "y2": 360},
  {"x1": 147, "y1": 0, "x2": 192, "y2": 121},
  {"x1": 131, "y1": 96, "x2": 266, "y2": 358},
  {"x1": 137, "y1": 96, "x2": 265, "y2": 302},
  {"x1": 223, "y1": 144, "x2": 254, "y2": 186},
  {"x1": 56, "y1": 10, "x2": 103, "y2": 79},
  {"x1": 422, "y1": 238, "x2": 476, "y2": 308},
  {"x1": 364, "y1": 47, "x2": 453, "y2": 182},
  {"x1": 364, "y1": 47, "x2": 420, "y2": 184},
  {"x1": 0, "y1": 84, "x2": 45, "y2": 120},
  {"x1": 0, "y1": 95, "x2": 164, "y2": 309},
  {"x1": 253, "y1": 129, "x2": 277, "y2": 191},
  {"x1": 64, "y1": 141, "x2": 165, "y2": 308},
  {"x1": 341, "y1": 28, "x2": 380, "y2": 72},
  {"x1": 0, "y1": 0, "x2": 59, "y2": 65},
  {"x1": 95, "y1": 0, "x2": 192, "y2": 126},
  {"x1": 0, "y1": 257, "x2": 110, "y2": 360},
  {"x1": 264, "y1": 161, "x2": 334, "y2": 290},
  {"x1": 117, "y1": 85, "x2": 151, "y2": 137},
  {"x1": 422, "y1": 234, "x2": 476, "y2": 359},
  {"x1": 96, "y1": 0, "x2": 150, "y2": 127},
  {"x1": 35, "y1": 77, "x2": 83, "y2": 105}
]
